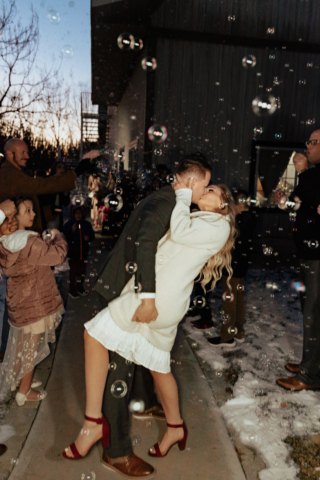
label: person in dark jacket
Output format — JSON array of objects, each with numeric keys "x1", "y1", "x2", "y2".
[
  {"x1": 208, "y1": 190, "x2": 256, "y2": 348},
  {"x1": 63, "y1": 206, "x2": 95, "y2": 299},
  {"x1": 274, "y1": 132, "x2": 320, "y2": 392}
]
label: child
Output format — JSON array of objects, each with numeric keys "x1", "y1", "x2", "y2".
[
  {"x1": 208, "y1": 190, "x2": 256, "y2": 348},
  {"x1": 0, "y1": 196, "x2": 68, "y2": 405},
  {"x1": 63, "y1": 206, "x2": 95, "y2": 299}
]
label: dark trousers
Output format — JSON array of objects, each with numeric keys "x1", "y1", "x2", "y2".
[
  {"x1": 69, "y1": 259, "x2": 86, "y2": 292},
  {"x1": 297, "y1": 259, "x2": 320, "y2": 386},
  {"x1": 220, "y1": 276, "x2": 245, "y2": 341},
  {"x1": 0, "y1": 300, "x2": 9, "y2": 354},
  {"x1": 98, "y1": 296, "x2": 159, "y2": 457}
]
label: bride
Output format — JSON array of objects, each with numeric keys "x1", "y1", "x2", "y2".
[{"x1": 63, "y1": 175, "x2": 237, "y2": 460}]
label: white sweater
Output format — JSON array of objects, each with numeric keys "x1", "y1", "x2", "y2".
[{"x1": 108, "y1": 189, "x2": 231, "y2": 352}]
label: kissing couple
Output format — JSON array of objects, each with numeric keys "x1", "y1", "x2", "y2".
[{"x1": 63, "y1": 154, "x2": 237, "y2": 478}]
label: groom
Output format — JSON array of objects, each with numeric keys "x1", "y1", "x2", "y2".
[{"x1": 94, "y1": 154, "x2": 212, "y2": 478}]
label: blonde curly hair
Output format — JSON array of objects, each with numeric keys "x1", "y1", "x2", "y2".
[{"x1": 198, "y1": 184, "x2": 237, "y2": 293}]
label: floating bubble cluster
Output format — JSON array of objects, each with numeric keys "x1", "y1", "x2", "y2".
[
  {"x1": 252, "y1": 94, "x2": 277, "y2": 116},
  {"x1": 263, "y1": 246, "x2": 273, "y2": 256}
]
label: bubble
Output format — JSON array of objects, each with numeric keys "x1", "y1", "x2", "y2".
[
  {"x1": 166, "y1": 174, "x2": 177, "y2": 185},
  {"x1": 111, "y1": 380, "x2": 128, "y2": 398},
  {"x1": 246, "y1": 196, "x2": 260, "y2": 207},
  {"x1": 129, "y1": 399, "x2": 145, "y2": 413},
  {"x1": 141, "y1": 56, "x2": 157, "y2": 71},
  {"x1": 71, "y1": 194, "x2": 85, "y2": 206},
  {"x1": 274, "y1": 133, "x2": 282, "y2": 139},
  {"x1": 253, "y1": 127, "x2": 263, "y2": 135},
  {"x1": 242, "y1": 55, "x2": 256, "y2": 68},
  {"x1": 42, "y1": 229, "x2": 55, "y2": 241},
  {"x1": 81, "y1": 473, "x2": 96, "y2": 480},
  {"x1": 117, "y1": 33, "x2": 134, "y2": 50},
  {"x1": 154, "y1": 148, "x2": 162, "y2": 155},
  {"x1": 125, "y1": 262, "x2": 138, "y2": 274},
  {"x1": 252, "y1": 94, "x2": 277, "y2": 116},
  {"x1": 290, "y1": 281, "x2": 305, "y2": 292},
  {"x1": 215, "y1": 371, "x2": 222, "y2": 376},
  {"x1": 191, "y1": 342, "x2": 197, "y2": 348},
  {"x1": 256, "y1": 72, "x2": 262, "y2": 76},
  {"x1": 125, "y1": 359, "x2": 132, "y2": 365},
  {"x1": 48, "y1": 9, "x2": 61, "y2": 24},
  {"x1": 132, "y1": 38, "x2": 143, "y2": 51},
  {"x1": 308, "y1": 239, "x2": 319, "y2": 249},
  {"x1": 193, "y1": 296, "x2": 206, "y2": 308},
  {"x1": 104, "y1": 194, "x2": 123, "y2": 212},
  {"x1": 61, "y1": 45, "x2": 74, "y2": 58},
  {"x1": 228, "y1": 326, "x2": 238, "y2": 335},
  {"x1": 237, "y1": 284, "x2": 245, "y2": 291},
  {"x1": 222, "y1": 292, "x2": 234, "y2": 303},
  {"x1": 111, "y1": 186, "x2": 123, "y2": 197},
  {"x1": 228, "y1": 15, "x2": 236, "y2": 21},
  {"x1": 132, "y1": 282, "x2": 142, "y2": 293},
  {"x1": 267, "y1": 27, "x2": 275, "y2": 34},
  {"x1": 299, "y1": 79, "x2": 306, "y2": 85},
  {"x1": 109, "y1": 362, "x2": 117, "y2": 371},
  {"x1": 96, "y1": 249, "x2": 101, "y2": 254},
  {"x1": 263, "y1": 246, "x2": 273, "y2": 256},
  {"x1": 307, "y1": 63, "x2": 313, "y2": 68},
  {"x1": 269, "y1": 54, "x2": 276, "y2": 60},
  {"x1": 148, "y1": 124, "x2": 167, "y2": 143}
]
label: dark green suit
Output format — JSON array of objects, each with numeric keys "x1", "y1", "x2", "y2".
[{"x1": 95, "y1": 186, "x2": 176, "y2": 457}]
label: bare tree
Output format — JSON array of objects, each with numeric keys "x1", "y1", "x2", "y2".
[{"x1": 0, "y1": 0, "x2": 59, "y2": 126}]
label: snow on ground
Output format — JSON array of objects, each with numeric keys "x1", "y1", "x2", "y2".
[{"x1": 183, "y1": 268, "x2": 320, "y2": 480}]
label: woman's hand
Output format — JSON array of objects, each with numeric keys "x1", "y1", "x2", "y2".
[
  {"x1": 132, "y1": 298, "x2": 158, "y2": 324},
  {"x1": 173, "y1": 174, "x2": 196, "y2": 191},
  {"x1": 0, "y1": 217, "x2": 18, "y2": 237}
]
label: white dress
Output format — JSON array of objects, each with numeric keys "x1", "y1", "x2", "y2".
[{"x1": 85, "y1": 189, "x2": 231, "y2": 373}]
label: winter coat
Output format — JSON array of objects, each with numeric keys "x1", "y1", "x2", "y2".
[
  {"x1": 0, "y1": 231, "x2": 68, "y2": 327},
  {"x1": 108, "y1": 189, "x2": 231, "y2": 352},
  {"x1": 0, "y1": 161, "x2": 76, "y2": 233},
  {"x1": 63, "y1": 207, "x2": 95, "y2": 260}
]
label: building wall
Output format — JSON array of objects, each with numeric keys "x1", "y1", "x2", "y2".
[
  {"x1": 150, "y1": 36, "x2": 320, "y2": 189},
  {"x1": 108, "y1": 59, "x2": 146, "y2": 170}
]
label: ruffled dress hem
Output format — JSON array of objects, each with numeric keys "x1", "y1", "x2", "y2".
[{"x1": 85, "y1": 307, "x2": 171, "y2": 374}]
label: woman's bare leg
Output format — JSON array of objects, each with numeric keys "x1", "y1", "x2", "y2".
[
  {"x1": 149, "y1": 370, "x2": 184, "y2": 454},
  {"x1": 65, "y1": 329, "x2": 110, "y2": 457}
]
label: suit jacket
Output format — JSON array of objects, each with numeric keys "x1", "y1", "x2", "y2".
[
  {"x1": 94, "y1": 186, "x2": 176, "y2": 304},
  {"x1": 0, "y1": 161, "x2": 77, "y2": 233}
]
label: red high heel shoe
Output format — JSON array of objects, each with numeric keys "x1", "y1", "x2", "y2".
[
  {"x1": 62, "y1": 415, "x2": 109, "y2": 460},
  {"x1": 148, "y1": 421, "x2": 188, "y2": 457}
]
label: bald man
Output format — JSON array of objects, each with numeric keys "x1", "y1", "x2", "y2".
[
  {"x1": 276, "y1": 129, "x2": 320, "y2": 391},
  {"x1": 0, "y1": 138, "x2": 99, "y2": 232}
]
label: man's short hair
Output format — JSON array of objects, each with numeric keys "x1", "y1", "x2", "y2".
[{"x1": 176, "y1": 153, "x2": 212, "y2": 178}]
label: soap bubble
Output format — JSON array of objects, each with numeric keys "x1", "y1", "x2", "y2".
[
  {"x1": 125, "y1": 262, "x2": 138, "y2": 274},
  {"x1": 61, "y1": 45, "x2": 74, "y2": 58},
  {"x1": 129, "y1": 399, "x2": 145, "y2": 413},
  {"x1": 141, "y1": 56, "x2": 157, "y2": 71},
  {"x1": 274, "y1": 133, "x2": 282, "y2": 139},
  {"x1": 117, "y1": 33, "x2": 134, "y2": 50},
  {"x1": 125, "y1": 360, "x2": 132, "y2": 365},
  {"x1": 269, "y1": 54, "x2": 276, "y2": 60},
  {"x1": 48, "y1": 10, "x2": 61, "y2": 24},
  {"x1": 42, "y1": 229, "x2": 55, "y2": 241},
  {"x1": 253, "y1": 127, "x2": 263, "y2": 135},
  {"x1": 299, "y1": 79, "x2": 306, "y2": 85},
  {"x1": 307, "y1": 63, "x2": 313, "y2": 68},
  {"x1": 132, "y1": 38, "x2": 143, "y2": 51},
  {"x1": 81, "y1": 473, "x2": 96, "y2": 480},
  {"x1": 104, "y1": 194, "x2": 123, "y2": 212},
  {"x1": 246, "y1": 196, "x2": 260, "y2": 207},
  {"x1": 242, "y1": 55, "x2": 256, "y2": 68},
  {"x1": 267, "y1": 27, "x2": 275, "y2": 34},
  {"x1": 109, "y1": 362, "x2": 117, "y2": 371},
  {"x1": 111, "y1": 380, "x2": 128, "y2": 398},
  {"x1": 228, "y1": 15, "x2": 235, "y2": 21},
  {"x1": 237, "y1": 284, "x2": 245, "y2": 291},
  {"x1": 252, "y1": 94, "x2": 277, "y2": 116},
  {"x1": 166, "y1": 174, "x2": 177, "y2": 185},
  {"x1": 263, "y1": 246, "x2": 273, "y2": 256},
  {"x1": 71, "y1": 194, "x2": 85, "y2": 206},
  {"x1": 114, "y1": 186, "x2": 123, "y2": 195},
  {"x1": 193, "y1": 296, "x2": 206, "y2": 308},
  {"x1": 308, "y1": 239, "x2": 319, "y2": 249},
  {"x1": 228, "y1": 326, "x2": 238, "y2": 335},
  {"x1": 290, "y1": 281, "x2": 305, "y2": 292},
  {"x1": 222, "y1": 292, "x2": 234, "y2": 302},
  {"x1": 148, "y1": 124, "x2": 167, "y2": 143},
  {"x1": 132, "y1": 435, "x2": 141, "y2": 446},
  {"x1": 191, "y1": 342, "x2": 197, "y2": 348}
]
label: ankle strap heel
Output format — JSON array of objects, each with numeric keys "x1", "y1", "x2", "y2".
[{"x1": 167, "y1": 422, "x2": 188, "y2": 451}]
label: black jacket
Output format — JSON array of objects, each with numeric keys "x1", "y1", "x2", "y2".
[
  {"x1": 63, "y1": 208, "x2": 95, "y2": 260},
  {"x1": 94, "y1": 186, "x2": 176, "y2": 304},
  {"x1": 289, "y1": 164, "x2": 320, "y2": 260},
  {"x1": 225, "y1": 211, "x2": 256, "y2": 278}
]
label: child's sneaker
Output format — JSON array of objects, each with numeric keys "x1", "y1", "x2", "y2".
[{"x1": 69, "y1": 291, "x2": 80, "y2": 299}]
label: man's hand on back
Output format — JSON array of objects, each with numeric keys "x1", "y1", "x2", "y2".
[{"x1": 132, "y1": 298, "x2": 158, "y2": 324}]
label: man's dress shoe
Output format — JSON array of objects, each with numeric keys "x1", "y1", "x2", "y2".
[
  {"x1": 0, "y1": 444, "x2": 7, "y2": 456},
  {"x1": 285, "y1": 363, "x2": 300, "y2": 373},
  {"x1": 101, "y1": 453, "x2": 155, "y2": 478},
  {"x1": 277, "y1": 376, "x2": 320, "y2": 391}
]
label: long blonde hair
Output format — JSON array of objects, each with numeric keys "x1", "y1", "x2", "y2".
[{"x1": 199, "y1": 184, "x2": 237, "y2": 293}]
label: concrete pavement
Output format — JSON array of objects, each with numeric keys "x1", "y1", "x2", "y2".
[{"x1": 1, "y1": 237, "x2": 246, "y2": 480}]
